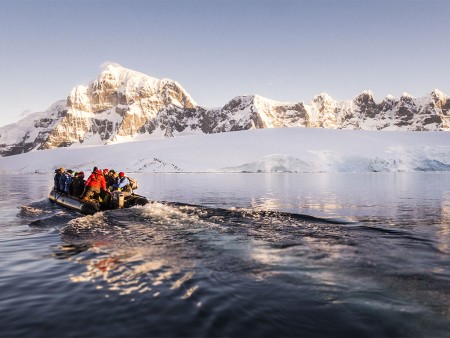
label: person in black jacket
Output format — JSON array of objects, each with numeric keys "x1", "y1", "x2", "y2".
[
  {"x1": 106, "y1": 169, "x2": 116, "y2": 191},
  {"x1": 71, "y1": 172, "x2": 86, "y2": 198},
  {"x1": 54, "y1": 167, "x2": 64, "y2": 192}
]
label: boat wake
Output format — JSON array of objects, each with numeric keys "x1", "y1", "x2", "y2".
[
  {"x1": 59, "y1": 200, "x2": 354, "y2": 246},
  {"x1": 18, "y1": 197, "x2": 362, "y2": 246}
]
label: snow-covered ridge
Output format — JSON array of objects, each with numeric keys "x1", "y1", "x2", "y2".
[{"x1": 0, "y1": 63, "x2": 449, "y2": 157}]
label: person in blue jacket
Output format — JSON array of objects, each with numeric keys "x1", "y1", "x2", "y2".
[
  {"x1": 64, "y1": 170, "x2": 74, "y2": 194},
  {"x1": 113, "y1": 172, "x2": 132, "y2": 196},
  {"x1": 59, "y1": 169, "x2": 71, "y2": 193}
]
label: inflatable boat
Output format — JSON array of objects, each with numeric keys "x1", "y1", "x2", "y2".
[{"x1": 48, "y1": 189, "x2": 149, "y2": 215}]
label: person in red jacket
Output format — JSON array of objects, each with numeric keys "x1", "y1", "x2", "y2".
[{"x1": 81, "y1": 167, "x2": 108, "y2": 201}]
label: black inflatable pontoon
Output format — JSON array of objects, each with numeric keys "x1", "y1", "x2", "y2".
[{"x1": 48, "y1": 189, "x2": 149, "y2": 215}]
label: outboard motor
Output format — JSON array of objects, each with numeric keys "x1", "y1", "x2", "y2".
[{"x1": 114, "y1": 191, "x2": 125, "y2": 208}]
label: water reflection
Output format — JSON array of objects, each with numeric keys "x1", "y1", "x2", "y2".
[
  {"x1": 61, "y1": 243, "x2": 200, "y2": 300},
  {"x1": 250, "y1": 196, "x2": 285, "y2": 211},
  {"x1": 53, "y1": 203, "x2": 214, "y2": 300}
]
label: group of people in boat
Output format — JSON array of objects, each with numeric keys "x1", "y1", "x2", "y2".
[{"x1": 53, "y1": 166, "x2": 134, "y2": 203}]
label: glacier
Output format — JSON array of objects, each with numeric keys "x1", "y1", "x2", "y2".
[{"x1": 0, "y1": 128, "x2": 448, "y2": 174}]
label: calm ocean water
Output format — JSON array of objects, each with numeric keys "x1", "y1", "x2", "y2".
[{"x1": 1, "y1": 172, "x2": 449, "y2": 337}]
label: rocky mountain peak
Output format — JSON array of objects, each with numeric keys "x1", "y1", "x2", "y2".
[
  {"x1": 100, "y1": 63, "x2": 159, "y2": 86},
  {"x1": 312, "y1": 93, "x2": 336, "y2": 113},
  {"x1": 222, "y1": 95, "x2": 253, "y2": 111},
  {"x1": 379, "y1": 95, "x2": 397, "y2": 112},
  {"x1": 429, "y1": 89, "x2": 448, "y2": 105},
  {"x1": 400, "y1": 92, "x2": 414, "y2": 101},
  {"x1": 66, "y1": 64, "x2": 196, "y2": 113},
  {"x1": 158, "y1": 78, "x2": 197, "y2": 109},
  {"x1": 313, "y1": 92, "x2": 334, "y2": 103},
  {"x1": 354, "y1": 90, "x2": 375, "y2": 105}
]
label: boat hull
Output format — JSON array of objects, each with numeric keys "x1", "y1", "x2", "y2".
[{"x1": 48, "y1": 189, "x2": 148, "y2": 215}]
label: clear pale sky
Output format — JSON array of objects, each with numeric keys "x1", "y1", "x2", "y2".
[{"x1": 0, "y1": 0, "x2": 449, "y2": 127}]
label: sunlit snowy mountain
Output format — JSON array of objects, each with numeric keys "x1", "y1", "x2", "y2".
[{"x1": 0, "y1": 63, "x2": 449, "y2": 157}]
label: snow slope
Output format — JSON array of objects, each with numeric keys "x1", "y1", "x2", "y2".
[{"x1": 0, "y1": 128, "x2": 448, "y2": 174}]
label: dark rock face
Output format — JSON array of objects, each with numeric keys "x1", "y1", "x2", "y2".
[
  {"x1": 396, "y1": 95, "x2": 416, "y2": 127},
  {"x1": 355, "y1": 92, "x2": 378, "y2": 119},
  {"x1": 0, "y1": 64, "x2": 448, "y2": 157}
]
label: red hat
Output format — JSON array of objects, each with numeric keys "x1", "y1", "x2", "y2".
[
  {"x1": 103, "y1": 168, "x2": 109, "y2": 173},
  {"x1": 119, "y1": 172, "x2": 125, "y2": 177},
  {"x1": 78, "y1": 171, "x2": 84, "y2": 177}
]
